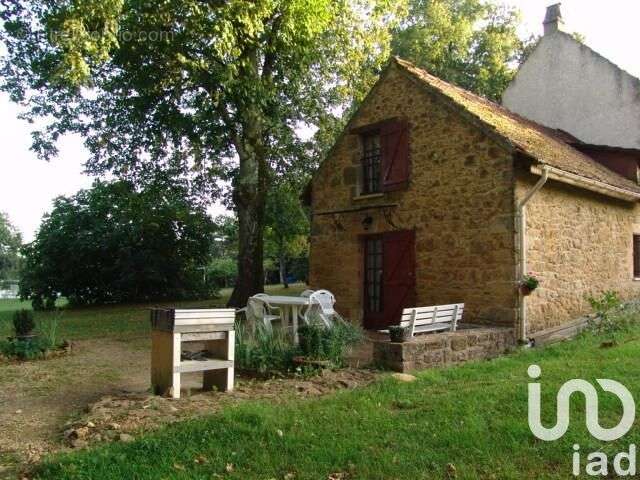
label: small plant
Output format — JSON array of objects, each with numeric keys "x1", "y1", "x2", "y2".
[
  {"x1": 388, "y1": 325, "x2": 411, "y2": 343},
  {"x1": 37, "y1": 311, "x2": 62, "y2": 349},
  {"x1": 519, "y1": 273, "x2": 539, "y2": 295},
  {"x1": 298, "y1": 321, "x2": 364, "y2": 366},
  {"x1": 12, "y1": 309, "x2": 35, "y2": 337},
  {"x1": 234, "y1": 321, "x2": 297, "y2": 374},
  {"x1": 0, "y1": 338, "x2": 47, "y2": 360},
  {"x1": 587, "y1": 290, "x2": 626, "y2": 336}
]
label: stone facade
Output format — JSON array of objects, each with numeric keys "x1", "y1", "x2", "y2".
[
  {"x1": 516, "y1": 170, "x2": 640, "y2": 334},
  {"x1": 373, "y1": 327, "x2": 516, "y2": 372},
  {"x1": 309, "y1": 63, "x2": 517, "y2": 327}
]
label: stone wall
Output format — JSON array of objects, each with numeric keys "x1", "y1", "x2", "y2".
[
  {"x1": 309, "y1": 63, "x2": 518, "y2": 327},
  {"x1": 373, "y1": 326, "x2": 516, "y2": 372},
  {"x1": 517, "y1": 170, "x2": 640, "y2": 333}
]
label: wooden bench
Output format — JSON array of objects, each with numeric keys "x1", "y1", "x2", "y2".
[
  {"x1": 383, "y1": 303, "x2": 464, "y2": 337},
  {"x1": 150, "y1": 308, "x2": 235, "y2": 399}
]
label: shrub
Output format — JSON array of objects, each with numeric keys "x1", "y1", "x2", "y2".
[
  {"x1": 234, "y1": 318, "x2": 364, "y2": 374},
  {"x1": 37, "y1": 312, "x2": 62, "y2": 348},
  {"x1": 0, "y1": 337, "x2": 48, "y2": 360},
  {"x1": 13, "y1": 309, "x2": 35, "y2": 337},
  {"x1": 234, "y1": 321, "x2": 298, "y2": 374},
  {"x1": 587, "y1": 291, "x2": 627, "y2": 336},
  {"x1": 298, "y1": 321, "x2": 364, "y2": 366}
]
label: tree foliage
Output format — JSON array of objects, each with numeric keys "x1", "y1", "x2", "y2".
[
  {"x1": 19, "y1": 179, "x2": 214, "y2": 308},
  {"x1": 1, "y1": 0, "x2": 406, "y2": 306},
  {"x1": 264, "y1": 182, "x2": 309, "y2": 287},
  {"x1": 392, "y1": 0, "x2": 525, "y2": 101},
  {"x1": 0, "y1": 212, "x2": 22, "y2": 281}
]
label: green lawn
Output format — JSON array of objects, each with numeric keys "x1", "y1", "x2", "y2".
[
  {"x1": 32, "y1": 325, "x2": 640, "y2": 479},
  {"x1": 0, "y1": 283, "x2": 306, "y2": 341}
]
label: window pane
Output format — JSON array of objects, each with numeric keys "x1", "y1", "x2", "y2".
[
  {"x1": 361, "y1": 133, "x2": 381, "y2": 194},
  {"x1": 365, "y1": 238, "x2": 383, "y2": 313}
]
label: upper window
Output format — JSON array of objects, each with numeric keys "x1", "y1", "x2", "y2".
[
  {"x1": 354, "y1": 118, "x2": 410, "y2": 195},
  {"x1": 362, "y1": 133, "x2": 381, "y2": 194}
]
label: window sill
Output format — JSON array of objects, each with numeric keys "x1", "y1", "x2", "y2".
[
  {"x1": 634, "y1": 277, "x2": 640, "y2": 282},
  {"x1": 353, "y1": 193, "x2": 384, "y2": 201}
]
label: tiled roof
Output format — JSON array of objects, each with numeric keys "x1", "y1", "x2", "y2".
[{"x1": 394, "y1": 57, "x2": 640, "y2": 196}]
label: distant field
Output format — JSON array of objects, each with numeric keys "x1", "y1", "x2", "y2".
[{"x1": 0, "y1": 283, "x2": 306, "y2": 341}]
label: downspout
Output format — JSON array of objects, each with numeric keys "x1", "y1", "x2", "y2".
[{"x1": 517, "y1": 165, "x2": 550, "y2": 344}]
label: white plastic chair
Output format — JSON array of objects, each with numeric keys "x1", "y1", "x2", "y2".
[
  {"x1": 246, "y1": 296, "x2": 281, "y2": 332},
  {"x1": 300, "y1": 289, "x2": 314, "y2": 297},
  {"x1": 306, "y1": 289, "x2": 344, "y2": 328}
]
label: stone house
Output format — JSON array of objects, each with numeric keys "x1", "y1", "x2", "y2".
[
  {"x1": 503, "y1": 3, "x2": 640, "y2": 150},
  {"x1": 305, "y1": 57, "x2": 640, "y2": 343}
]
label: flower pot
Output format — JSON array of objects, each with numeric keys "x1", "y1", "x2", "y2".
[
  {"x1": 519, "y1": 285, "x2": 534, "y2": 296},
  {"x1": 389, "y1": 327, "x2": 411, "y2": 343}
]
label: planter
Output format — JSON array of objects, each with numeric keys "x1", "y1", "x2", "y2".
[
  {"x1": 389, "y1": 326, "x2": 412, "y2": 343},
  {"x1": 519, "y1": 284, "x2": 535, "y2": 296}
]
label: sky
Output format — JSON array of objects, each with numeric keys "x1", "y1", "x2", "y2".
[{"x1": 2, "y1": 0, "x2": 640, "y2": 242}]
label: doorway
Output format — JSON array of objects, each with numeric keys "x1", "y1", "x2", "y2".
[{"x1": 363, "y1": 230, "x2": 415, "y2": 329}]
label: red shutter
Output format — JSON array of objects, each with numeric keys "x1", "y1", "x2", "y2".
[
  {"x1": 382, "y1": 230, "x2": 416, "y2": 328},
  {"x1": 380, "y1": 119, "x2": 410, "y2": 192}
]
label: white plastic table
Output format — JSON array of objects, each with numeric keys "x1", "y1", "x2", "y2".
[{"x1": 262, "y1": 295, "x2": 311, "y2": 344}]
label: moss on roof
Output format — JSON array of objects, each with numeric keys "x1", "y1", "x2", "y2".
[{"x1": 394, "y1": 57, "x2": 640, "y2": 196}]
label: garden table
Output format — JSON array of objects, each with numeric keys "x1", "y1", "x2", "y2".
[{"x1": 261, "y1": 295, "x2": 311, "y2": 344}]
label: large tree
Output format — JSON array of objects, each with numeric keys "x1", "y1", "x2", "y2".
[
  {"x1": 0, "y1": 0, "x2": 404, "y2": 306},
  {"x1": 20, "y1": 178, "x2": 214, "y2": 308},
  {"x1": 392, "y1": 0, "x2": 525, "y2": 101}
]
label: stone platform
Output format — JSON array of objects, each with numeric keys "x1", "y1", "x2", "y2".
[{"x1": 372, "y1": 324, "x2": 516, "y2": 373}]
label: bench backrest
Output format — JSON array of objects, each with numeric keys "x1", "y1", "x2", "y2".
[{"x1": 400, "y1": 303, "x2": 464, "y2": 335}]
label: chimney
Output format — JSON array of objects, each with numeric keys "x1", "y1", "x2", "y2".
[{"x1": 543, "y1": 3, "x2": 565, "y2": 35}]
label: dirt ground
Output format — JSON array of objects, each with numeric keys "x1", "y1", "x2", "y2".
[{"x1": 0, "y1": 337, "x2": 378, "y2": 479}]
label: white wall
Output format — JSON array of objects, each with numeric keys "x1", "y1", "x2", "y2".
[{"x1": 503, "y1": 31, "x2": 640, "y2": 149}]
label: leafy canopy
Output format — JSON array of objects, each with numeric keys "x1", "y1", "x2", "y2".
[
  {"x1": 20, "y1": 178, "x2": 214, "y2": 308},
  {"x1": 392, "y1": 0, "x2": 525, "y2": 101},
  {"x1": 0, "y1": 0, "x2": 404, "y2": 183}
]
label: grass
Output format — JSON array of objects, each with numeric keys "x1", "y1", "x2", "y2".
[
  {"x1": 0, "y1": 283, "x2": 306, "y2": 341},
  {"x1": 32, "y1": 324, "x2": 640, "y2": 479}
]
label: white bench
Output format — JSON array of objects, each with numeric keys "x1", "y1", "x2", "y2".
[{"x1": 383, "y1": 303, "x2": 464, "y2": 337}]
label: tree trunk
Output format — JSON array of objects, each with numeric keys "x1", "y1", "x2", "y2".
[{"x1": 227, "y1": 102, "x2": 268, "y2": 308}]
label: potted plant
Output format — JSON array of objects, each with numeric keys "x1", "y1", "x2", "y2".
[
  {"x1": 520, "y1": 274, "x2": 540, "y2": 296},
  {"x1": 12, "y1": 309, "x2": 36, "y2": 341},
  {"x1": 389, "y1": 325, "x2": 412, "y2": 343}
]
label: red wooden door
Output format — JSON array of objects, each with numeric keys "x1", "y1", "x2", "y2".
[{"x1": 363, "y1": 230, "x2": 415, "y2": 329}]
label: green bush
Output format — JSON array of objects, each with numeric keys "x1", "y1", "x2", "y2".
[
  {"x1": 587, "y1": 290, "x2": 627, "y2": 336},
  {"x1": 0, "y1": 337, "x2": 50, "y2": 360},
  {"x1": 12, "y1": 309, "x2": 35, "y2": 337},
  {"x1": 297, "y1": 321, "x2": 364, "y2": 366},
  {"x1": 37, "y1": 312, "x2": 61, "y2": 348},
  {"x1": 234, "y1": 321, "x2": 298, "y2": 374},
  {"x1": 234, "y1": 318, "x2": 364, "y2": 374}
]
